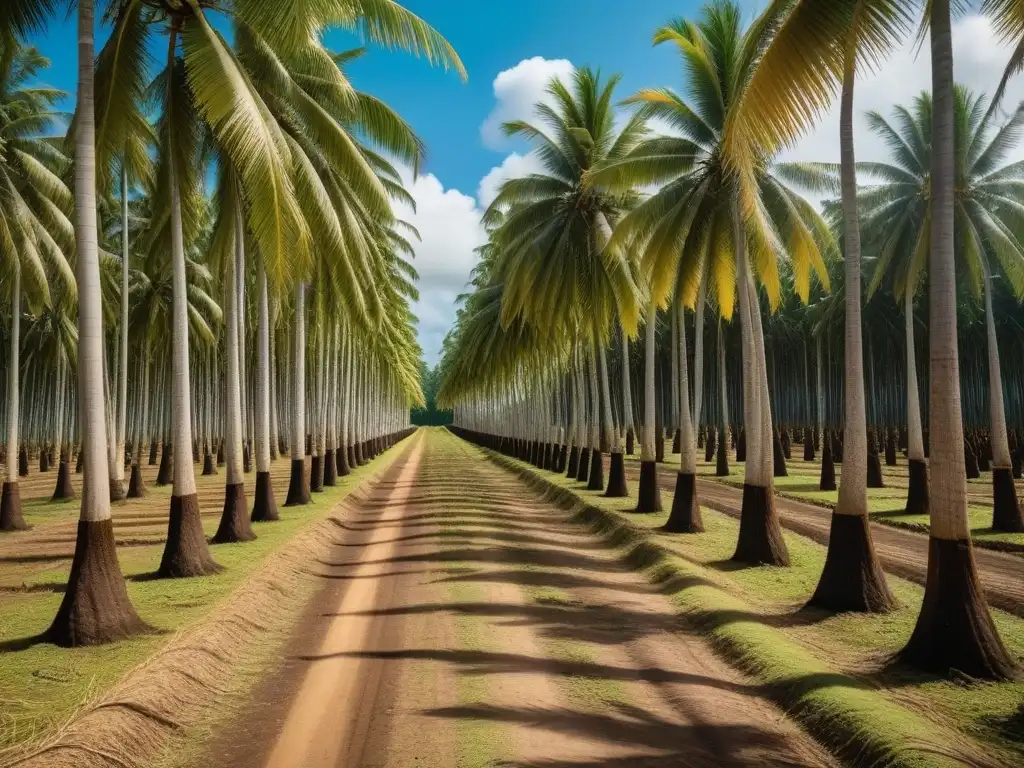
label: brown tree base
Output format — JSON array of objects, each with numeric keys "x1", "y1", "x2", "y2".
[
  {"x1": 47, "y1": 519, "x2": 149, "y2": 646},
  {"x1": 904, "y1": 458, "x2": 929, "y2": 516},
  {"x1": 355, "y1": 442, "x2": 365, "y2": 466},
  {"x1": 324, "y1": 449, "x2": 338, "y2": 486},
  {"x1": 732, "y1": 484, "x2": 790, "y2": 566},
  {"x1": 310, "y1": 455, "x2": 324, "y2": 493},
  {"x1": 126, "y1": 463, "x2": 146, "y2": 499},
  {"x1": 625, "y1": 430, "x2": 634, "y2": 456},
  {"x1": 803, "y1": 428, "x2": 815, "y2": 461},
  {"x1": 716, "y1": 433, "x2": 730, "y2": 476},
  {"x1": 156, "y1": 446, "x2": 172, "y2": 486},
  {"x1": 655, "y1": 434, "x2": 665, "y2": 463},
  {"x1": 773, "y1": 434, "x2": 788, "y2": 477},
  {"x1": 217, "y1": 443, "x2": 225, "y2": 467},
  {"x1": 149, "y1": 442, "x2": 158, "y2": 465},
  {"x1": 808, "y1": 513, "x2": 895, "y2": 612},
  {"x1": 337, "y1": 446, "x2": 351, "y2": 478},
  {"x1": 965, "y1": 446, "x2": 980, "y2": 479},
  {"x1": 346, "y1": 445, "x2": 356, "y2": 470},
  {"x1": 1014, "y1": 449, "x2": 1023, "y2": 479},
  {"x1": 820, "y1": 433, "x2": 836, "y2": 491},
  {"x1": 212, "y1": 483, "x2": 256, "y2": 544},
  {"x1": 781, "y1": 430, "x2": 792, "y2": 460},
  {"x1": 566, "y1": 446, "x2": 580, "y2": 478},
  {"x1": 635, "y1": 460, "x2": 662, "y2": 513},
  {"x1": 75, "y1": 450, "x2": 83, "y2": 473},
  {"x1": 885, "y1": 433, "x2": 897, "y2": 466},
  {"x1": 51, "y1": 460, "x2": 76, "y2": 501},
  {"x1": 251, "y1": 471, "x2": 280, "y2": 522},
  {"x1": 158, "y1": 494, "x2": 222, "y2": 578},
  {"x1": 284, "y1": 459, "x2": 311, "y2": 506},
  {"x1": 1, "y1": 482, "x2": 28, "y2": 531},
  {"x1": 671, "y1": 429, "x2": 681, "y2": 454},
  {"x1": 663, "y1": 472, "x2": 702, "y2": 532},
  {"x1": 18, "y1": 446, "x2": 29, "y2": 477},
  {"x1": 896, "y1": 537, "x2": 1018, "y2": 680},
  {"x1": 576, "y1": 448, "x2": 591, "y2": 483},
  {"x1": 109, "y1": 478, "x2": 126, "y2": 502},
  {"x1": 704, "y1": 428, "x2": 717, "y2": 464},
  {"x1": 605, "y1": 452, "x2": 628, "y2": 497},
  {"x1": 991, "y1": 467, "x2": 1024, "y2": 533},
  {"x1": 39, "y1": 451, "x2": 50, "y2": 473},
  {"x1": 587, "y1": 449, "x2": 604, "y2": 491},
  {"x1": 556, "y1": 444, "x2": 568, "y2": 473},
  {"x1": 243, "y1": 444, "x2": 252, "y2": 474},
  {"x1": 736, "y1": 431, "x2": 746, "y2": 463},
  {"x1": 202, "y1": 453, "x2": 217, "y2": 476},
  {"x1": 543, "y1": 443, "x2": 555, "y2": 471},
  {"x1": 867, "y1": 450, "x2": 885, "y2": 488}
]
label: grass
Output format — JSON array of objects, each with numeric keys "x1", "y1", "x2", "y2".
[
  {"x1": 492, "y1": 441, "x2": 1024, "y2": 767},
  {"x1": 650, "y1": 453, "x2": 1024, "y2": 553},
  {"x1": 0, "y1": 449, "x2": 404, "y2": 754}
]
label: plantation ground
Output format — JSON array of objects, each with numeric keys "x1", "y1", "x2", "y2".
[{"x1": 3, "y1": 429, "x2": 1023, "y2": 767}]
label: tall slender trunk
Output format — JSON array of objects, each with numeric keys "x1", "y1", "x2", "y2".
[
  {"x1": 252, "y1": 253, "x2": 278, "y2": 520},
  {"x1": 621, "y1": 326, "x2": 635, "y2": 455},
  {"x1": 810, "y1": 51, "x2": 892, "y2": 611},
  {"x1": 213, "y1": 207, "x2": 254, "y2": 543},
  {"x1": 693, "y1": 282, "x2": 706, "y2": 433},
  {"x1": 285, "y1": 282, "x2": 310, "y2": 505},
  {"x1": 116, "y1": 165, "x2": 129, "y2": 487},
  {"x1": 732, "y1": 197, "x2": 788, "y2": 565},
  {"x1": 1, "y1": 261, "x2": 25, "y2": 530},
  {"x1": 899, "y1": 0, "x2": 1016, "y2": 679},
  {"x1": 636, "y1": 303, "x2": 662, "y2": 512},
  {"x1": 665, "y1": 297, "x2": 701, "y2": 531},
  {"x1": 49, "y1": 0, "x2": 145, "y2": 644},
  {"x1": 158, "y1": 23, "x2": 220, "y2": 578}
]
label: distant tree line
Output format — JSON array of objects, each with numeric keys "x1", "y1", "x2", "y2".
[{"x1": 412, "y1": 363, "x2": 453, "y2": 426}]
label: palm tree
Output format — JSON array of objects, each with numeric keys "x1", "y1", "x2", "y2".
[
  {"x1": 591, "y1": 2, "x2": 833, "y2": 561},
  {"x1": 483, "y1": 67, "x2": 647, "y2": 498},
  {"x1": 48, "y1": 0, "x2": 148, "y2": 645},
  {"x1": 858, "y1": 88, "x2": 1024, "y2": 534},
  {"x1": 0, "y1": 40, "x2": 77, "y2": 532},
  {"x1": 899, "y1": 0, "x2": 1017, "y2": 680}
]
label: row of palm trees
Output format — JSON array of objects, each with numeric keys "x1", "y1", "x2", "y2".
[
  {"x1": 0, "y1": 0, "x2": 465, "y2": 646},
  {"x1": 440, "y1": 0, "x2": 1023, "y2": 681}
]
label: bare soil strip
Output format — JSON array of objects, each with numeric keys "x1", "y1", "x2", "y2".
[
  {"x1": 613, "y1": 458, "x2": 1024, "y2": 617},
  {"x1": 196, "y1": 430, "x2": 834, "y2": 768}
]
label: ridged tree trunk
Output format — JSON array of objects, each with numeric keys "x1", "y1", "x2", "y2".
[
  {"x1": 732, "y1": 198, "x2": 788, "y2": 566},
  {"x1": 810, "y1": 52, "x2": 893, "y2": 612},
  {"x1": 285, "y1": 282, "x2": 310, "y2": 505},
  {"x1": 899, "y1": 0, "x2": 1016, "y2": 679},
  {"x1": 213, "y1": 210, "x2": 255, "y2": 543},
  {"x1": 252, "y1": 254, "x2": 278, "y2": 521},
  {"x1": 665, "y1": 298, "x2": 701, "y2": 532},
  {"x1": 636, "y1": 304, "x2": 662, "y2": 512},
  {"x1": 904, "y1": 287, "x2": 928, "y2": 515},
  {"x1": 157, "y1": 25, "x2": 220, "y2": 579},
  {"x1": 112, "y1": 165, "x2": 130, "y2": 502},
  {"x1": 982, "y1": 260, "x2": 1024, "y2": 532},
  {"x1": 1, "y1": 262, "x2": 26, "y2": 531},
  {"x1": 621, "y1": 327, "x2": 635, "y2": 456},
  {"x1": 49, "y1": 0, "x2": 147, "y2": 644}
]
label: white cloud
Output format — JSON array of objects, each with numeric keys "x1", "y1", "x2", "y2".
[
  {"x1": 782, "y1": 14, "x2": 1024, "y2": 172},
  {"x1": 480, "y1": 56, "x2": 575, "y2": 149},
  {"x1": 477, "y1": 151, "x2": 546, "y2": 209},
  {"x1": 396, "y1": 170, "x2": 487, "y2": 366}
]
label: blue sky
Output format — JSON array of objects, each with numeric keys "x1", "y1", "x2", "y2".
[{"x1": 26, "y1": 2, "x2": 1023, "y2": 365}]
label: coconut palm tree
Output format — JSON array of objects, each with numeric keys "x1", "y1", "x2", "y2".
[
  {"x1": 856, "y1": 88, "x2": 1024, "y2": 534},
  {"x1": 590, "y1": 2, "x2": 834, "y2": 561},
  {"x1": 0, "y1": 39, "x2": 77, "y2": 532},
  {"x1": 482, "y1": 66, "x2": 648, "y2": 497}
]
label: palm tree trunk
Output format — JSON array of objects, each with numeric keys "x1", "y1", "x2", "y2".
[
  {"x1": 115, "y1": 165, "x2": 129, "y2": 495},
  {"x1": 732, "y1": 198, "x2": 788, "y2": 565},
  {"x1": 621, "y1": 326, "x2": 635, "y2": 455},
  {"x1": 49, "y1": 0, "x2": 146, "y2": 644},
  {"x1": 157, "y1": 24, "x2": 220, "y2": 578},
  {"x1": 213, "y1": 208, "x2": 255, "y2": 543},
  {"x1": 252, "y1": 253, "x2": 278, "y2": 521},
  {"x1": 716, "y1": 319, "x2": 730, "y2": 477},
  {"x1": 693, "y1": 282, "x2": 707, "y2": 438},
  {"x1": 127, "y1": 344, "x2": 149, "y2": 499},
  {"x1": 636, "y1": 303, "x2": 662, "y2": 512},
  {"x1": 810, "y1": 54, "x2": 892, "y2": 611},
  {"x1": 899, "y1": 0, "x2": 1016, "y2": 679},
  {"x1": 665, "y1": 298, "x2": 702, "y2": 532},
  {"x1": 285, "y1": 282, "x2": 310, "y2": 505},
  {"x1": 1, "y1": 261, "x2": 25, "y2": 531},
  {"x1": 602, "y1": 327, "x2": 627, "y2": 497}
]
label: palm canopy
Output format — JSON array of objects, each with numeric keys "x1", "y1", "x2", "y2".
[
  {"x1": 482, "y1": 66, "x2": 649, "y2": 338},
  {"x1": 847, "y1": 87, "x2": 1024, "y2": 302},
  {"x1": 588, "y1": 1, "x2": 835, "y2": 319},
  {"x1": 0, "y1": 37, "x2": 75, "y2": 310}
]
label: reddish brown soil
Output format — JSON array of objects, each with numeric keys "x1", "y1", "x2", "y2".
[{"x1": 194, "y1": 434, "x2": 833, "y2": 768}]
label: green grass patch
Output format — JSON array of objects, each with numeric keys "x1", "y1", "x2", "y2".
[
  {"x1": 0, "y1": 448, "x2": 403, "y2": 754},
  {"x1": 486, "y1": 439, "x2": 1024, "y2": 767}
]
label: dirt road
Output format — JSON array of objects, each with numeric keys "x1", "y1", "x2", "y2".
[{"x1": 197, "y1": 431, "x2": 834, "y2": 768}]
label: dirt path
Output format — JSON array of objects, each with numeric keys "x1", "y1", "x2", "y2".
[
  {"x1": 609, "y1": 457, "x2": 1024, "y2": 618},
  {"x1": 196, "y1": 431, "x2": 834, "y2": 768}
]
